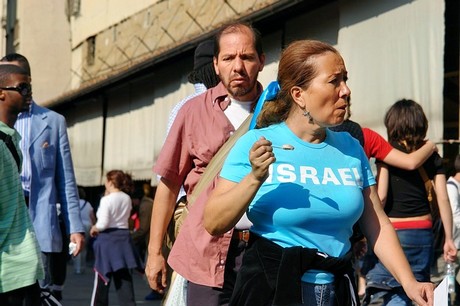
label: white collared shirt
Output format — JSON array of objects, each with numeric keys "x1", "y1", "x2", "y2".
[{"x1": 14, "y1": 102, "x2": 33, "y2": 196}]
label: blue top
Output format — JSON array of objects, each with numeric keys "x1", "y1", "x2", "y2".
[{"x1": 221, "y1": 122, "x2": 375, "y2": 284}]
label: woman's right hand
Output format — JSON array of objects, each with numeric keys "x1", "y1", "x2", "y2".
[
  {"x1": 249, "y1": 137, "x2": 275, "y2": 182},
  {"x1": 425, "y1": 139, "x2": 438, "y2": 153},
  {"x1": 402, "y1": 280, "x2": 434, "y2": 306},
  {"x1": 89, "y1": 225, "x2": 99, "y2": 237}
]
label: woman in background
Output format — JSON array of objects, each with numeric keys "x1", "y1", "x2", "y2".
[
  {"x1": 365, "y1": 99, "x2": 457, "y2": 305},
  {"x1": 90, "y1": 170, "x2": 142, "y2": 306}
]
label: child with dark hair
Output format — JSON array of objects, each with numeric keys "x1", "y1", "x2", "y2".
[
  {"x1": 90, "y1": 170, "x2": 142, "y2": 306},
  {"x1": 365, "y1": 99, "x2": 457, "y2": 305}
]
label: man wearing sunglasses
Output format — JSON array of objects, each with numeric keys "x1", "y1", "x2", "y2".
[
  {"x1": 0, "y1": 64, "x2": 44, "y2": 305},
  {"x1": 0, "y1": 54, "x2": 85, "y2": 302}
]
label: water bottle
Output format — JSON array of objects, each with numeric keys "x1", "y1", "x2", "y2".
[{"x1": 446, "y1": 262, "x2": 456, "y2": 293}]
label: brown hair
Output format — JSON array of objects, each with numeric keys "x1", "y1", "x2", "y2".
[
  {"x1": 106, "y1": 170, "x2": 134, "y2": 195},
  {"x1": 384, "y1": 99, "x2": 428, "y2": 152},
  {"x1": 257, "y1": 40, "x2": 340, "y2": 128},
  {"x1": 214, "y1": 22, "x2": 263, "y2": 58}
]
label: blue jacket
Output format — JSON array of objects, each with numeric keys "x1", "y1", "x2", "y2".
[{"x1": 22, "y1": 103, "x2": 84, "y2": 252}]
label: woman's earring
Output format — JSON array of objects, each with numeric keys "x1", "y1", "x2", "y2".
[{"x1": 303, "y1": 110, "x2": 314, "y2": 123}]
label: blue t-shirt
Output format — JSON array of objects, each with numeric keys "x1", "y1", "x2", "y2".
[{"x1": 220, "y1": 122, "x2": 375, "y2": 284}]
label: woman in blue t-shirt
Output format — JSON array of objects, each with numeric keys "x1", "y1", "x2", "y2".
[
  {"x1": 203, "y1": 40, "x2": 435, "y2": 306},
  {"x1": 365, "y1": 99, "x2": 457, "y2": 305}
]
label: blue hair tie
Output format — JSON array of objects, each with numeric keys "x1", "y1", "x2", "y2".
[{"x1": 249, "y1": 81, "x2": 280, "y2": 130}]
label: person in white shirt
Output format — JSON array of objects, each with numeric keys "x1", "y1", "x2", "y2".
[
  {"x1": 447, "y1": 155, "x2": 460, "y2": 247},
  {"x1": 447, "y1": 155, "x2": 460, "y2": 305},
  {"x1": 90, "y1": 170, "x2": 142, "y2": 306}
]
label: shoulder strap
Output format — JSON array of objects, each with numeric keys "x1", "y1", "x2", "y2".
[
  {"x1": 447, "y1": 180, "x2": 459, "y2": 190},
  {"x1": 418, "y1": 167, "x2": 434, "y2": 195},
  {"x1": 0, "y1": 130, "x2": 20, "y2": 171},
  {"x1": 418, "y1": 166, "x2": 430, "y2": 183},
  {"x1": 418, "y1": 166, "x2": 438, "y2": 219},
  {"x1": 187, "y1": 114, "x2": 253, "y2": 208}
]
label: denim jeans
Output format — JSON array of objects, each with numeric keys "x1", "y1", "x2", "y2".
[
  {"x1": 365, "y1": 228, "x2": 433, "y2": 305},
  {"x1": 277, "y1": 282, "x2": 336, "y2": 306}
]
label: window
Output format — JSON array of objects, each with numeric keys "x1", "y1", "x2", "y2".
[{"x1": 87, "y1": 36, "x2": 96, "y2": 66}]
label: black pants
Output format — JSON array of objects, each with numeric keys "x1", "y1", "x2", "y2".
[
  {"x1": 229, "y1": 235, "x2": 356, "y2": 306},
  {"x1": 187, "y1": 239, "x2": 247, "y2": 306},
  {"x1": 40, "y1": 249, "x2": 68, "y2": 290},
  {"x1": 41, "y1": 219, "x2": 69, "y2": 290},
  {"x1": 91, "y1": 268, "x2": 135, "y2": 306},
  {"x1": 0, "y1": 282, "x2": 41, "y2": 306}
]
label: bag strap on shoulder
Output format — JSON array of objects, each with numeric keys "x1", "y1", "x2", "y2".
[
  {"x1": 418, "y1": 167, "x2": 435, "y2": 198},
  {"x1": 80, "y1": 200, "x2": 88, "y2": 210},
  {"x1": 0, "y1": 130, "x2": 20, "y2": 171},
  {"x1": 418, "y1": 166, "x2": 440, "y2": 219},
  {"x1": 186, "y1": 114, "x2": 253, "y2": 208},
  {"x1": 418, "y1": 166, "x2": 430, "y2": 182},
  {"x1": 447, "y1": 180, "x2": 459, "y2": 191}
]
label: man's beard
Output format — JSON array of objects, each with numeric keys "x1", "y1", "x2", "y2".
[{"x1": 226, "y1": 78, "x2": 257, "y2": 100}]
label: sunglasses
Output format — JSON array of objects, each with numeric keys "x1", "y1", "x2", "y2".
[{"x1": 0, "y1": 82, "x2": 32, "y2": 97}]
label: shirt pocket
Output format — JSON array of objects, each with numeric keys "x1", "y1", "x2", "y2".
[{"x1": 41, "y1": 144, "x2": 56, "y2": 170}]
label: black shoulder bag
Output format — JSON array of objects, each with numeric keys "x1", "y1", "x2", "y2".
[{"x1": 0, "y1": 130, "x2": 20, "y2": 171}]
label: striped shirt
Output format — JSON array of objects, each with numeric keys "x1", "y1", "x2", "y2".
[
  {"x1": 0, "y1": 121, "x2": 44, "y2": 293},
  {"x1": 14, "y1": 102, "x2": 33, "y2": 196}
]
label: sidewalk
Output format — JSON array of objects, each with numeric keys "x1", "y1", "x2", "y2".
[{"x1": 59, "y1": 261, "x2": 162, "y2": 306}]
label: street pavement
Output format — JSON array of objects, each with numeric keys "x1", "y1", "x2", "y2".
[{"x1": 60, "y1": 261, "x2": 162, "y2": 306}]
